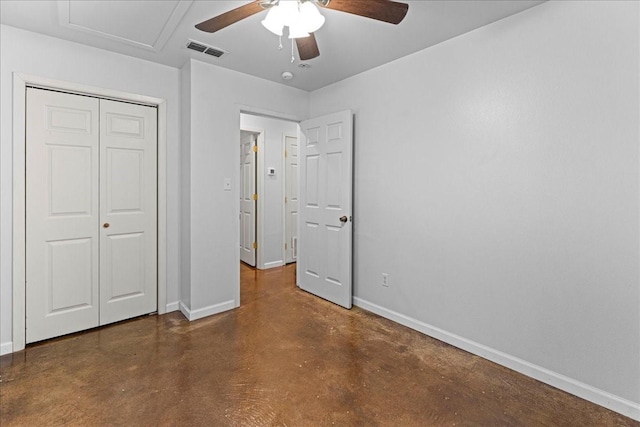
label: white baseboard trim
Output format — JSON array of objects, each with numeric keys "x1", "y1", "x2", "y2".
[
  {"x1": 165, "y1": 301, "x2": 180, "y2": 313},
  {"x1": 179, "y1": 300, "x2": 236, "y2": 322},
  {"x1": 1, "y1": 341, "x2": 13, "y2": 356},
  {"x1": 353, "y1": 297, "x2": 640, "y2": 421},
  {"x1": 262, "y1": 260, "x2": 284, "y2": 269}
]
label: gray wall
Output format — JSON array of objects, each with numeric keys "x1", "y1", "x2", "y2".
[{"x1": 310, "y1": 0, "x2": 639, "y2": 406}]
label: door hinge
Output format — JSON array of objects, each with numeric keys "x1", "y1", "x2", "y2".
[
  {"x1": 253, "y1": 242, "x2": 258, "y2": 250},
  {"x1": 285, "y1": 149, "x2": 288, "y2": 157},
  {"x1": 285, "y1": 196, "x2": 288, "y2": 203},
  {"x1": 285, "y1": 243, "x2": 288, "y2": 250},
  {"x1": 253, "y1": 193, "x2": 258, "y2": 201},
  {"x1": 253, "y1": 145, "x2": 258, "y2": 153}
]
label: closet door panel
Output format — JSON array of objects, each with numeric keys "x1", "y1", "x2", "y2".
[
  {"x1": 99, "y1": 99, "x2": 157, "y2": 325},
  {"x1": 26, "y1": 88, "x2": 100, "y2": 343}
]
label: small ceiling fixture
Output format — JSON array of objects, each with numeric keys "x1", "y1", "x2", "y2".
[
  {"x1": 282, "y1": 71, "x2": 294, "y2": 80},
  {"x1": 262, "y1": 0, "x2": 325, "y2": 39}
]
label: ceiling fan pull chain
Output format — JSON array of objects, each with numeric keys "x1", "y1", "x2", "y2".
[
  {"x1": 291, "y1": 37, "x2": 295, "y2": 63},
  {"x1": 278, "y1": 35, "x2": 283, "y2": 50}
]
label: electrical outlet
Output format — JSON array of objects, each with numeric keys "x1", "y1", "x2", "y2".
[{"x1": 382, "y1": 273, "x2": 389, "y2": 287}]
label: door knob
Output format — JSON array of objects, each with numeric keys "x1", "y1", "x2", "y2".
[
  {"x1": 103, "y1": 223, "x2": 110, "y2": 228},
  {"x1": 339, "y1": 216, "x2": 348, "y2": 223}
]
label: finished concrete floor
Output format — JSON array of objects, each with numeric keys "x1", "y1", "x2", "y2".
[{"x1": 1, "y1": 263, "x2": 637, "y2": 426}]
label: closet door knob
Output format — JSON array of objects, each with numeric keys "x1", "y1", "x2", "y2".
[{"x1": 103, "y1": 223, "x2": 110, "y2": 228}]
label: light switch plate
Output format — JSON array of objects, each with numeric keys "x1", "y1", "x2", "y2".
[{"x1": 223, "y1": 178, "x2": 231, "y2": 191}]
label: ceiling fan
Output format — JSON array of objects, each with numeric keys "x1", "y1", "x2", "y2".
[{"x1": 195, "y1": 0, "x2": 409, "y2": 61}]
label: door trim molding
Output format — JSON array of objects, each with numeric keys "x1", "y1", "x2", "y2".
[{"x1": 12, "y1": 73, "x2": 168, "y2": 352}]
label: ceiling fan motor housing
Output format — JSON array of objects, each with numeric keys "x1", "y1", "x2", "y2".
[{"x1": 260, "y1": 0, "x2": 331, "y2": 9}]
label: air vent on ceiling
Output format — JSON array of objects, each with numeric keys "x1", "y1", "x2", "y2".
[
  {"x1": 186, "y1": 41, "x2": 207, "y2": 53},
  {"x1": 204, "y1": 47, "x2": 225, "y2": 58},
  {"x1": 186, "y1": 40, "x2": 228, "y2": 58}
]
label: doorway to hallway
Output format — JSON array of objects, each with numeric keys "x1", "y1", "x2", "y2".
[
  {"x1": 238, "y1": 109, "x2": 354, "y2": 311},
  {"x1": 239, "y1": 113, "x2": 299, "y2": 271}
]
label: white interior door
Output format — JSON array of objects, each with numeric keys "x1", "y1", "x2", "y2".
[
  {"x1": 26, "y1": 88, "x2": 100, "y2": 343},
  {"x1": 240, "y1": 133, "x2": 257, "y2": 266},
  {"x1": 99, "y1": 99, "x2": 157, "y2": 325},
  {"x1": 285, "y1": 135, "x2": 299, "y2": 264},
  {"x1": 26, "y1": 88, "x2": 158, "y2": 342},
  {"x1": 298, "y1": 110, "x2": 353, "y2": 309}
]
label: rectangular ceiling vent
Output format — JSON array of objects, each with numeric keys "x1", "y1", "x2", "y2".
[
  {"x1": 186, "y1": 40, "x2": 228, "y2": 58},
  {"x1": 204, "y1": 47, "x2": 225, "y2": 58}
]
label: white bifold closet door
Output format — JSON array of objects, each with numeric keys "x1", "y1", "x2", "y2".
[{"x1": 26, "y1": 88, "x2": 157, "y2": 343}]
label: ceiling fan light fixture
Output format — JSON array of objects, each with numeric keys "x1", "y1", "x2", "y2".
[
  {"x1": 262, "y1": 0, "x2": 325, "y2": 38},
  {"x1": 288, "y1": 22, "x2": 310, "y2": 39},
  {"x1": 278, "y1": 1, "x2": 301, "y2": 27},
  {"x1": 196, "y1": 0, "x2": 410, "y2": 63},
  {"x1": 298, "y1": 1, "x2": 325, "y2": 33},
  {"x1": 262, "y1": 7, "x2": 285, "y2": 36}
]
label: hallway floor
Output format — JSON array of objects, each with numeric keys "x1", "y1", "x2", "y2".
[{"x1": 1, "y1": 263, "x2": 637, "y2": 426}]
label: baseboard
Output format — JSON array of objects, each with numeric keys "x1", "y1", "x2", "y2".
[
  {"x1": 353, "y1": 297, "x2": 640, "y2": 422},
  {"x1": 262, "y1": 260, "x2": 284, "y2": 269},
  {"x1": 179, "y1": 299, "x2": 236, "y2": 321},
  {"x1": 165, "y1": 301, "x2": 180, "y2": 313},
  {"x1": 0, "y1": 341, "x2": 13, "y2": 356}
]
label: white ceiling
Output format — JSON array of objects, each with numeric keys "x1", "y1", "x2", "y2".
[{"x1": 0, "y1": 0, "x2": 545, "y2": 91}]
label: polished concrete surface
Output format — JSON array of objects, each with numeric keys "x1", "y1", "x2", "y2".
[{"x1": 1, "y1": 263, "x2": 637, "y2": 426}]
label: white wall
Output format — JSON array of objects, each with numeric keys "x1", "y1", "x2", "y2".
[
  {"x1": 180, "y1": 59, "x2": 308, "y2": 318},
  {"x1": 241, "y1": 113, "x2": 298, "y2": 269},
  {"x1": 310, "y1": 0, "x2": 639, "y2": 415},
  {"x1": 0, "y1": 25, "x2": 182, "y2": 352}
]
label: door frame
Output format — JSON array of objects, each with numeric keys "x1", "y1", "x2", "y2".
[
  {"x1": 239, "y1": 110, "x2": 303, "y2": 271},
  {"x1": 12, "y1": 73, "x2": 168, "y2": 352},
  {"x1": 235, "y1": 106, "x2": 305, "y2": 302}
]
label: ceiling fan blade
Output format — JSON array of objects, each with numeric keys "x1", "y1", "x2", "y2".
[
  {"x1": 323, "y1": 0, "x2": 408, "y2": 25},
  {"x1": 296, "y1": 33, "x2": 320, "y2": 60},
  {"x1": 196, "y1": 1, "x2": 264, "y2": 33}
]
